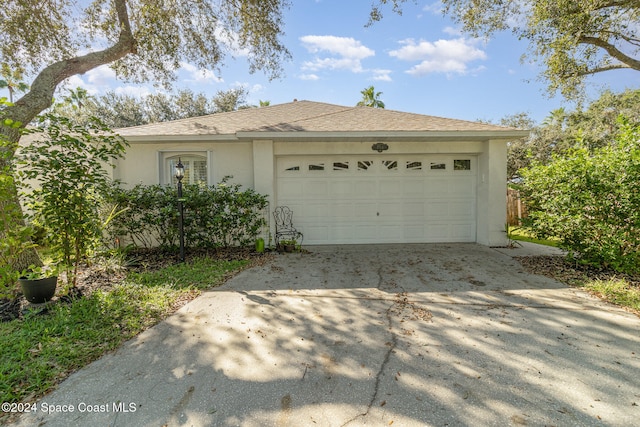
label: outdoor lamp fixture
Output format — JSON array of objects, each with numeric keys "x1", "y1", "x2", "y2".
[
  {"x1": 372, "y1": 142, "x2": 389, "y2": 153},
  {"x1": 175, "y1": 158, "x2": 186, "y2": 263}
]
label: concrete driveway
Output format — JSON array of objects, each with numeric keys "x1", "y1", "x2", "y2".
[{"x1": 12, "y1": 244, "x2": 640, "y2": 426}]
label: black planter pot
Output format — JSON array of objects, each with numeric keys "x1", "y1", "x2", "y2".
[{"x1": 19, "y1": 276, "x2": 58, "y2": 303}]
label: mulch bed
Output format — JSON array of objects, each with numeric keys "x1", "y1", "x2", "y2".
[
  {"x1": 516, "y1": 255, "x2": 640, "y2": 288},
  {"x1": 516, "y1": 255, "x2": 640, "y2": 316},
  {"x1": 1, "y1": 247, "x2": 275, "y2": 322}
]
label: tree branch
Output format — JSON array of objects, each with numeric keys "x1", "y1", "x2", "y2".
[
  {"x1": 4, "y1": 0, "x2": 136, "y2": 129},
  {"x1": 578, "y1": 63, "x2": 632, "y2": 76},
  {"x1": 579, "y1": 35, "x2": 640, "y2": 71}
]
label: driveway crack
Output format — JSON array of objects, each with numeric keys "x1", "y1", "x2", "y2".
[{"x1": 341, "y1": 267, "x2": 398, "y2": 426}]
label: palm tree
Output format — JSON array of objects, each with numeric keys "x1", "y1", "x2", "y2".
[
  {"x1": 63, "y1": 87, "x2": 94, "y2": 110},
  {"x1": 357, "y1": 86, "x2": 385, "y2": 108},
  {"x1": 0, "y1": 64, "x2": 29, "y2": 103}
]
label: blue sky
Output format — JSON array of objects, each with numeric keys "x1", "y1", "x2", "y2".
[{"x1": 7, "y1": 0, "x2": 640, "y2": 124}]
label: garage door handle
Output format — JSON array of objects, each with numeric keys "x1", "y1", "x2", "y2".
[{"x1": 377, "y1": 212, "x2": 379, "y2": 216}]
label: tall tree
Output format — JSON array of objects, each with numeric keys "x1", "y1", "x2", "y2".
[
  {"x1": 1, "y1": 0, "x2": 290, "y2": 136},
  {"x1": 370, "y1": 0, "x2": 640, "y2": 98},
  {"x1": 503, "y1": 89, "x2": 640, "y2": 181},
  {"x1": 0, "y1": 0, "x2": 291, "y2": 268},
  {"x1": 212, "y1": 87, "x2": 250, "y2": 113},
  {"x1": 53, "y1": 88, "x2": 252, "y2": 128},
  {"x1": 357, "y1": 86, "x2": 385, "y2": 108}
]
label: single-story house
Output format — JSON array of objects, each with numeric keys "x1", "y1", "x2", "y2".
[{"x1": 114, "y1": 100, "x2": 528, "y2": 247}]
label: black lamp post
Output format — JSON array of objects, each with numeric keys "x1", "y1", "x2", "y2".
[{"x1": 175, "y1": 158, "x2": 186, "y2": 262}]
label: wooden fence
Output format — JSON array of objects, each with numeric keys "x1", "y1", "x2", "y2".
[{"x1": 507, "y1": 188, "x2": 527, "y2": 226}]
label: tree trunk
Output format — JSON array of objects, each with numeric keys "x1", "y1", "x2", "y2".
[{"x1": 0, "y1": 0, "x2": 136, "y2": 272}]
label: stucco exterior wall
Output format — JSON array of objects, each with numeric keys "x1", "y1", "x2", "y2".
[
  {"x1": 476, "y1": 139, "x2": 508, "y2": 246},
  {"x1": 114, "y1": 141, "x2": 254, "y2": 188}
]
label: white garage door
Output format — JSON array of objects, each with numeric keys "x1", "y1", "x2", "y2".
[{"x1": 276, "y1": 155, "x2": 477, "y2": 244}]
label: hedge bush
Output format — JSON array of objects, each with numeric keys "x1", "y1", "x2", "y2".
[
  {"x1": 519, "y1": 118, "x2": 640, "y2": 274},
  {"x1": 105, "y1": 178, "x2": 268, "y2": 249}
]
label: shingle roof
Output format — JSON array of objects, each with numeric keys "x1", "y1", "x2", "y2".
[{"x1": 116, "y1": 100, "x2": 522, "y2": 138}]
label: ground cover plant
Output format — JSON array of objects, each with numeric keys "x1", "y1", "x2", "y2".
[{"x1": 0, "y1": 248, "x2": 269, "y2": 416}]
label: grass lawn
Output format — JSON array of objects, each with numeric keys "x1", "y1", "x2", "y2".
[
  {"x1": 508, "y1": 226, "x2": 560, "y2": 247},
  {"x1": 0, "y1": 256, "x2": 252, "y2": 409}
]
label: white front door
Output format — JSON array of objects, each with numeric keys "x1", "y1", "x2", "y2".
[{"x1": 276, "y1": 155, "x2": 477, "y2": 244}]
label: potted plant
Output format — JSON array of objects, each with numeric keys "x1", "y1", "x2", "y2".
[
  {"x1": 18, "y1": 265, "x2": 58, "y2": 304},
  {"x1": 278, "y1": 239, "x2": 297, "y2": 253}
]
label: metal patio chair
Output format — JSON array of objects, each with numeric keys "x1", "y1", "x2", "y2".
[{"x1": 273, "y1": 206, "x2": 304, "y2": 247}]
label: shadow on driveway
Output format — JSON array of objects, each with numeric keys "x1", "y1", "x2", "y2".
[{"x1": 14, "y1": 244, "x2": 640, "y2": 426}]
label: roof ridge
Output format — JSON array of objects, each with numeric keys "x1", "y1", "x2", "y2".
[{"x1": 287, "y1": 103, "x2": 353, "y2": 124}]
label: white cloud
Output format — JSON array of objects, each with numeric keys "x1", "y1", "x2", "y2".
[
  {"x1": 300, "y1": 35, "x2": 374, "y2": 73},
  {"x1": 85, "y1": 65, "x2": 117, "y2": 86},
  {"x1": 179, "y1": 62, "x2": 223, "y2": 84},
  {"x1": 389, "y1": 38, "x2": 487, "y2": 76},
  {"x1": 57, "y1": 65, "x2": 117, "y2": 96},
  {"x1": 423, "y1": 1, "x2": 443, "y2": 14},
  {"x1": 300, "y1": 35, "x2": 374, "y2": 59},
  {"x1": 372, "y1": 69, "x2": 392, "y2": 82},
  {"x1": 443, "y1": 26, "x2": 461, "y2": 36},
  {"x1": 299, "y1": 73, "x2": 320, "y2": 81},
  {"x1": 114, "y1": 85, "x2": 152, "y2": 98}
]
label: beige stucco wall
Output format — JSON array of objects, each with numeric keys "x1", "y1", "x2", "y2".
[
  {"x1": 114, "y1": 140, "x2": 254, "y2": 188},
  {"x1": 476, "y1": 139, "x2": 508, "y2": 246}
]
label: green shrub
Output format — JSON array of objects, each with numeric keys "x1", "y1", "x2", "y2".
[
  {"x1": 106, "y1": 178, "x2": 268, "y2": 249},
  {"x1": 520, "y1": 118, "x2": 640, "y2": 274},
  {"x1": 19, "y1": 115, "x2": 128, "y2": 287}
]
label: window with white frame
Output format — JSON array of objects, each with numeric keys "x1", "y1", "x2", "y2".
[{"x1": 166, "y1": 154, "x2": 208, "y2": 185}]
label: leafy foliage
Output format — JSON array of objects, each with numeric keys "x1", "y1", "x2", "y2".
[
  {"x1": 0, "y1": 0, "x2": 291, "y2": 85},
  {"x1": 18, "y1": 115, "x2": 128, "y2": 288},
  {"x1": 105, "y1": 179, "x2": 268, "y2": 249},
  {"x1": 520, "y1": 118, "x2": 640, "y2": 274},
  {"x1": 505, "y1": 89, "x2": 640, "y2": 181},
  {"x1": 0, "y1": 100, "x2": 31, "y2": 300},
  {"x1": 51, "y1": 87, "x2": 251, "y2": 128}
]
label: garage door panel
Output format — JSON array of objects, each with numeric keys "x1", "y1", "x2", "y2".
[
  {"x1": 303, "y1": 225, "x2": 330, "y2": 241},
  {"x1": 354, "y1": 180, "x2": 377, "y2": 196},
  {"x1": 304, "y1": 181, "x2": 329, "y2": 197},
  {"x1": 300, "y1": 203, "x2": 329, "y2": 218},
  {"x1": 401, "y1": 202, "x2": 425, "y2": 217},
  {"x1": 378, "y1": 224, "x2": 404, "y2": 239},
  {"x1": 426, "y1": 201, "x2": 450, "y2": 218},
  {"x1": 452, "y1": 224, "x2": 475, "y2": 241},
  {"x1": 279, "y1": 181, "x2": 303, "y2": 197},
  {"x1": 354, "y1": 202, "x2": 378, "y2": 217},
  {"x1": 426, "y1": 224, "x2": 451, "y2": 241},
  {"x1": 402, "y1": 179, "x2": 425, "y2": 196},
  {"x1": 425, "y1": 178, "x2": 450, "y2": 196},
  {"x1": 449, "y1": 201, "x2": 475, "y2": 219},
  {"x1": 330, "y1": 225, "x2": 354, "y2": 242},
  {"x1": 403, "y1": 225, "x2": 426, "y2": 240},
  {"x1": 379, "y1": 180, "x2": 404, "y2": 197},
  {"x1": 329, "y1": 181, "x2": 354, "y2": 197},
  {"x1": 332, "y1": 202, "x2": 355, "y2": 218},
  {"x1": 277, "y1": 155, "x2": 476, "y2": 244},
  {"x1": 378, "y1": 202, "x2": 403, "y2": 217}
]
